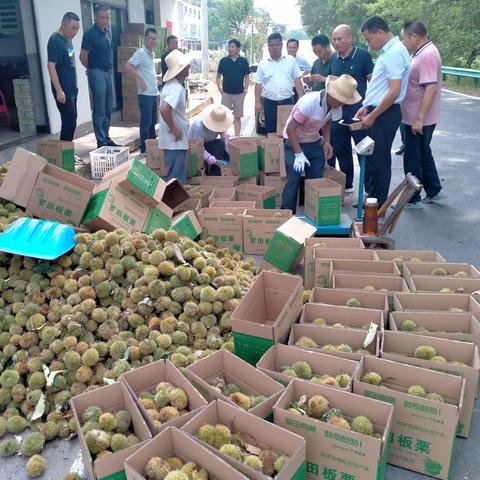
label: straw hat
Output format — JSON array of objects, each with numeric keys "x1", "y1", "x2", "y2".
[
  {"x1": 201, "y1": 104, "x2": 234, "y2": 133},
  {"x1": 163, "y1": 50, "x2": 190, "y2": 82},
  {"x1": 326, "y1": 74, "x2": 362, "y2": 105}
]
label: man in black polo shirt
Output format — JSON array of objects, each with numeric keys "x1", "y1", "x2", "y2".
[
  {"x1": 216, "y1": 38, "x2": 250, "y2": 136},
  {"x1": 47, "y1": 12, "x2": 80, "y2": 142},
  {"x1": 330, "y1": 24, "x2": 374, "y2": 193},
  {"x1": 80, "y1": 4, "x2": 119, "y2": 148},
  {"x1": 305, "y1": 34, "x2": 332, "y2": 92},
  {"x1": 160, "y1": 35, "x2": 178, "y2": 83}
]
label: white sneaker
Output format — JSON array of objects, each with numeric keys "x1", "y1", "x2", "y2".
[
  {"x1": 345, "y1": 187, "x2": 355, "y2": 193},
  {"x1": 74, "y1": 155, "x2": 85, "y2": 165},
  {"x1": 422, "y1": 190, "x2": 447, "y2": 204},
  {"x1": 390, "y1": 201, "x2": 423, "y2": 210}
]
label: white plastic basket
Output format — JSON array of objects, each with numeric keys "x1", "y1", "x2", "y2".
[{"x1": 89, "y1": 146, "x2": 130, "y2": 179}]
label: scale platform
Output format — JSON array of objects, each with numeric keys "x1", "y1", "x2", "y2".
[{"x1": 296, "y1": 213, "x2": 352, "y2": 236}]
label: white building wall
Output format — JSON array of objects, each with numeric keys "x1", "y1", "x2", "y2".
[
  {"x1": 127, "y1": 0, "x2": 145, "y2": 23},
  {"x1": 159, "y1": 0, "x2": 179, "y2": 36},
  {"x1": 32, "y1": 0, "x2": 90, "y2": 134}
]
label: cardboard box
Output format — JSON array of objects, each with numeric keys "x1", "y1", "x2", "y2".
[
  {"x1": 260, "y1": 172, "x2": 287, "y2": 207},
  {"x1": 257, "y1": 344, "x2": 359, "y2": 388},
  {"x1": 373, "y1": 250, "x2": 446, "y2": 273},
  {"x1": 304, "y1": 178, "x2": 342, "y2": 226},
  {"x1": 263, "y1": 217, "x2": 317, "y2": 273},
  {"x1": 243, "y1": 208, "x2": 292, "y2": 255},
  {"x1": 37, "y1": 139, "x2": 75, "y2": 172},
  {"x1": 187, "y1": 138, "x2": 204, "y2": 177},
  {"x1": 389, "y1": 310, "x2": 480, "y2": 347},
  {"x1": 304, "y1": 237, "x2": 365, "y2": 290},
  {"x1": 276, "y1": 104, "x2": 294, "y2": 137},
  {"x1": 185, "y1": 349, "x2": 284, "y2": 419},
  {"x1": 259, "y1": 137, "x2": 283, "y2": 173},
  {"x1": 0, "y1": 147, "x2": 47, "y2": 207},
  {"x1": 323, "y1": 166, "x2": 346, "y2": 205},
  {"x1": 26, "y1": 163, "x2": 95, "y2": 226},
  {"x1": 182, "y1": 400, "x2": 307, "y2": 480},
  {"x1": 289, "y1": 323, "x2": 379, "y2": 360},
  {"x1": 237, "y1": 175, "x2": 258, "y2": 185},
  {"x1": 197, "y1": 207, "x2": 245, "y2": 250},
  {"x1": 145, "y1": 139, "x2": 168, "y2": 176},
  {"x1": 124, "y1": 426, "x2": 248, "y2": 480},
  {"x1": 208, "y1": 187, "x2": 236, "y2": 205},
  {"x1": 200, "y1": 175, "x2": 239, "y2": 187},
  {"x1": 70, "y1": 382, "x2": 152, "y2": 480},
  {"x1": 210, "y1": 200, "x2": 258, "y2": 208},
  {"x1": 353, "y1": 356, "x2": 464, "y2": 479},
  {"x1": 409, "y1": 275, "x2": 480, "y2": 295},
  {"x1": 402, "y1": 261, "x2": 480, "y2": 286},
  {"x1": 232, "y1": 270, "x2": 303, "y2": 365},
  {"x1": 331, "y1": 259, "x2": 401, "y2": 278},
  {"x1": 393, "y1": 292, "x2": 480, "y2": 314},
  {"x1": 187, "y1": 175, "x2": 203, "y2": 185},
  {"x1": 189, "y1": 186, "x2": 215, "y2": 207},
  {"x1": 229, "y1": 138, "x2": 259, "y2": 178},
  {"x1": 81, "y1": 179, "x2": 150, "y2": 232},
  {"x1": 300, "y1": 302, "x2": 384, "y2": 332},
  {"x1": 274, "y1": 379, "x2": 393, "y2": 480},
  {"x1": 120, "y1": 359, "x2": 207, "y2": 434},
  {"x1": 174, "y1": 197, "x2": 202, "y2": 215},
  {"x1": 236, "y1": 184, "x2": 276, "y2": 209},
  {"x1": 143, "y1": 207, "x2": 202, "y2": 239},
  {"x1": 381, "y1": 330, "x2": 480, "y2": 438},
  {"x1": 158, "y1": 179, "x2": 190, "y2": 216}
]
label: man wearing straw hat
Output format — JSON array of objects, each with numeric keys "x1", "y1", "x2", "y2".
[
  {"x1": 189, "y1": 104, "x2": 234, "y2": 176},
  {"x1": 158, "y1": 50, "x2": 191, "y2": 184},
  {"x1": 281, "y1": 74, "x2": 361, "y2": 212}
]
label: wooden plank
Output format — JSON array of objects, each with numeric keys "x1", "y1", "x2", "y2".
[{"x1": 187, "y1": 97, "x2": 213, "y2": 119}]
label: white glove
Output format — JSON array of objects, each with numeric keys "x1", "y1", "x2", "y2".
[
  {"x1": 205, "y1": 153, "x2": 217, "y2": 166},
  {"x1": 293, "y1": 152, "x2": 310, "y2": 173}
]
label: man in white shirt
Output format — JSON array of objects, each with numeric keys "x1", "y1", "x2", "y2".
[
  {"x1": 125, "y1": 28, "x2": 159, "y2": 155},
  {"x1": 158, "y1": 50, "x2": 191, "y2": 184},
  {"x1": 255, "y1": 32, "x2": 304, "y2": 133}
]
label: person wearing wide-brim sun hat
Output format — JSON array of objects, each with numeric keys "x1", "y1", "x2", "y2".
[
  {"x1": 188, "y1": 104, "x2": 234, "y2": 175},
  {"x1": 158, "y1": 49, "x2": 191, "y2": 184},
  {"x1": 281, "y1": 74, "x2": 361, "y2": 212}
]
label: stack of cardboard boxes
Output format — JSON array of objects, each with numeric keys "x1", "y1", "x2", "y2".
[{"x1": 13, "y1": 79, "x2": 36, "y2": 133}]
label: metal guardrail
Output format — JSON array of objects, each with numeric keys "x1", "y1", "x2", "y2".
[{"x1": 442, "y1": 66, "x2": 480, "y2": 86}]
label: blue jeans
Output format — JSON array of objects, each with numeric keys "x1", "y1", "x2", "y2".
[
  {"x1": 281, "y1": 138, "x2": 325, "y2": 212},
  {"x1": 403, "y1": 123, "x2": 441, "y2": 203},
  {"x1": 164, "y1": 149, "x2": 187, "y2": 184},
  {"x1": 138, "y1": 94, "x2": 158, "y2": 153},
  {"x1": 88, "y1": 68, "x2": 113, "y2": 146}
]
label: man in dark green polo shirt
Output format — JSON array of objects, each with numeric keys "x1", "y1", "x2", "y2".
[
  {"x1": 216, "y1": 38, "x2": 250, "y2": 136},
  {"x1": 305, "y1": 34, "x2": 332, "y2": 91}
]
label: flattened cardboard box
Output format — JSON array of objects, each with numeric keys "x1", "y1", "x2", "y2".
[
  {"x1": 289, "y1": 323, "x2": 379, "y2": 361},
  {"x1": 185, "y1": 349, "x2": 284, "y2": 419},
  {"x1": 353, "y1": 356, "x2": 464, "y2": 479},
  {"x1": 304, "y1": 178, "x2": 342, "y2": 226},
  {"x1": 257, "y1": 344, "x2": 359, "y2": 389},
  {"x1": 381, "y1": 330, "x2": 480, "y2": 438},
  {"x1": 120, "y1": 359, "x2": 207, "y2": 434},
  {"x1": 37, "y1": 138, "x2": 75, "y2": 172},
  {"x1": 70, "y1": 382, "x2": 151, "y2": 480},
  {"x1": 260, "y1": 172, "x2": 287, "y2": 208},
  {"x1": 409, "y1": 275, "x2": 480, "y2": 295},
  {"x1": 392, "y1": 292, "x2": 480, "y2": 314},
  {"x1": 263, "y1": 216, "x2": 317, "y2": 273},
  {"x1": 236, "y1": 184, "x2": 276, "y2": 209},
  {"x1": 274, "y1": 379, "x2": 393, "y2": 480},
  {"x1": 210, "y1": 200, "x2": 258, "y2": 208},
  {"x1": 197, "y1": 207, "x2": 245, "y2": 250},
  {"x1": 145, "y1": 139, "x2": 168, "y2": 176},
  {"x1": 304, "y1": 237, "x2": 365, "y2": 290},
  {"x1": 229, "y1": 138, "x2": 259, "y2": 178},
  {"x1": 243, "y1": 208, "x2": 292, "y2": 255},
  {"x1": 276, "y1": 104, "x2": 294, "y2": 137},
  {"x1": 27, "y1": 163, "x2": 95, "y2": 226},
  {"x1": 124, "y1": 426, "x2": 249, "y2": 480},
  {"x1": 181, "y1": 400, "x2": 307, "y2": 480},
  {"x1": 208, "y1": 186, "x2": 236, "y2": 205},
  {"x1": 81, "y1": 179, "x2": 150, "y2": 233},
  {"x1": 389, "y1": 310, "x2": 480, "y2": 347},
  {"x1": 259, "y1": 137, "x2": 283, "y2": 173},
  {"x1": 200, "y1": 175, "x2": 239, "y2": 187},
  {"x1": 232, "y1": 270, "x2": 303, "y2": 365},
  {"x1": 323, "y1": 166, "x2": 346, "y2": 205}
]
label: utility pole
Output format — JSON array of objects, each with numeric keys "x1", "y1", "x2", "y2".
[{"x1": 201, "y1": 0, "x2": 208, "y2": 80}]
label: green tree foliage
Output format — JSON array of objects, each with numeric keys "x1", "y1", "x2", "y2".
[{"x1": 286, "y1": 28, "x2": 308, "y2": 40}]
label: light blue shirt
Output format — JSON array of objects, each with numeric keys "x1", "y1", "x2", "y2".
[
  {"x1": 363, "y1": 36, "x2": 410, "y2": 107},
  {"x1": 294, "y1": 55, "x2": 311, "y2": 72},
  {"x1": 128, "y1": 47, "x2": 159, "y2": 96}
]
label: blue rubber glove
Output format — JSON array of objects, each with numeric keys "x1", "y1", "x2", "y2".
[{"x1": 293, "y1": 152, "x2": 310, "y2": 173}]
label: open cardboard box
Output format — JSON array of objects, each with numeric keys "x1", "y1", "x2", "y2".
[
  {"x1": 70, "y1": 382, "x2": 152, "y2": 480},
  {"x1": 145, "y1": 139, "x2": 168, "y2": 176},
  {"x1": 229, "y1": 138, "x2": 260, "y2": 178},
  {"x1": 185, "y1": 349, "x2": 284, "y2": 419},
  {"x1": 260, "y1": 173, "x2": 287, "y2": 208},
  {"x1": 331, "y1": 259, "x2": 400, "y2": 278},
  {"x1": 323, "y1": 166, "x2": 346, "y2": 205},
  {"x1": 402, "y1": 262, "x2": 480, "y2": 289},
  {"x1": 189, "y1": 186, "x2": 215, "y2": 207},
  {"x1": 120, "y1": 359, "x2": 207, "y2": 435},
  {"x1": 300, "y1": 302, "x2": 384, "y2": 331},
  {"x1": 304, "y1": 178, "x2": 342, "y2": 226},
  {"x1": 304, "y1": 238, "x2": 365, "y2": 290},
  {"x1": 393, "y1": 292, "x2": 480, "y2": 314},
  {"x1": 232, "y1": 270, "x2": 303, "y2": 365},
  {"x1": 353, "y1": 356, "x2": 464, "y2": 479},
  {"x1": 174, "y1": 198, "x2": 202, "y2": 215},
  {"x1": 181, "y1": 399, "x2": 306, "y2": 480},
  {"x1": 200, "y1": 176, "x2": 239, "y2": 187},
  {"x1": 210, "y1": 200, "x2": 258, "y2": 208},
  {"x1": 288, "y1": 323, "x2": 379, "y2": 361},
  {"x1": 208, "y1": 187, "x2": 236, "y2": 205},
  {"x1": 187, "y1": 138, "x2": 204, "y2": 178},
  {"x1": 257, "y1": 344, "x2": 359, "y2": 389},
  {"x1": 373, "y1": 250, "x2": 446, "y2": 273},
  {"x1": 37, "y1": 138, "x2": 75, "y2": 172},
  {"x1": 313, "y1": 247, "x2": 375, "y2": 288},
  {"x1": 409, "y1": 275, "x2": 480, "y2": 295},
  {"x1": 238, "y1": 175, "x2": 258, "y2": 185},
  {"x1": 274, "y1": 379, "x2": 393, "y2": 480},
  {"x1": 276, "y1": 105, "x2": 294, "y2": 139},
  {"x1": 259, "y1": 137, "x2": 283, "y2": 174},
  {"x1": 243, "y1": 208, "x2": 292, "y2": 255},
  {"x1": 381, "y1": 330, "x2": 480, "y2": 438},
  {"x1": 262, "y1": 217, "x2": 317, "y2": 273},
  {"x1": 198, "y1": 207, "x2": 246, "y2": 250},
  {"x1": 124, "y1": 426, "x2": 248, "y2": 480},
  {"x1": 389, "y1": 310, "x2": 480, "y2": 347},
  {"x1": 236, "y1": 184, "x2": 276, "y2": 209}
]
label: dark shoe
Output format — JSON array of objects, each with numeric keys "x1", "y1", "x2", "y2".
[
  {"x1": 395, "y1": 145, "x2": 405, "y2": 155},
  {"x1": 106, "y1": 140, "x2": 122, "y2": 147}
]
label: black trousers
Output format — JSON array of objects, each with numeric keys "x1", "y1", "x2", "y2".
[
  {"x1": 204, "y1": 138, "x2": 229, "y2": 176},
  {"x1": 365, "y1": 104, "x2": 402, "y2": 206},
  {"x1": 264, "y1": 97, "x2": 294, "y2": 134},
  {"x1": 55, "y1": 95, "x2": 77, "y2": 142}
]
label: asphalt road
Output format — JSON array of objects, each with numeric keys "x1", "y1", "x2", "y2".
[{"x1": 1, "y1": 89, "x2": 479, "y2": 479}]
